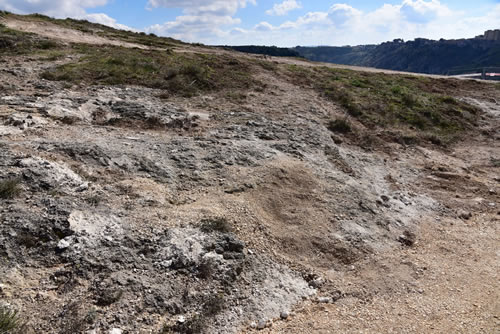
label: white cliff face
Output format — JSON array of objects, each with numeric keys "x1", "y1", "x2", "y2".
[
  {"x1": 484, "y1": 29, "x2": 500, "y2": 41},
  {"x1": 477, "y1": 29, "x2": 500, "y2": 41}
]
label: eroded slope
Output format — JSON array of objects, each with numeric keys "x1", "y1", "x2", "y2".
[{"x1": 0, "y1": 14, "x2": 499, "y2": 334}]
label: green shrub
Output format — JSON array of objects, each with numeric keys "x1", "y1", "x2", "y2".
[
  {"x1": 439, "y1": 96, "x2": 458, "y2": 104},
  {"x1": 327, "y1": 119, "x2": 351, "y2": 133},
  {"x1": 37, "y1": 40, "x2": 58, "y2": 50},
  {"x1": 200, "y1": 217, "x2": 232, "y2": 233},
  {"x1": 0, "y1": 306, "x2": 25, "y2": 334},
  {"x1": 401, "y1": 92, "x2": 418, "y2": 107},
  {"x1": 0, "y1": 179, "x2": 21, "y2": 199}
]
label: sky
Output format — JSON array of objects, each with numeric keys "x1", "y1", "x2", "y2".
[{"x1": 1, "y1": 0, "x2": 499, "y2": 46}]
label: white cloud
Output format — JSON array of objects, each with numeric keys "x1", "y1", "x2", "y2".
[
  {"x1": 145, "y1": 0, "x2": 256, "y2": 42},
  {"x1": 400, "y1": 0, "x2": 451, "y2": 23},
  {"x1": 147, "y1": 14, "x2": 241, "y2": 41},
  {"x1": 212, "y1": 1, "x2": 500, "y2": 47},
  {"x1": 147, "y1": 0, "x2": 255, "y2": 15},
  {"x1": 328, "y1": 4, "x2": 362, "y2": 26},
  {"x1": 255, "y1": 21, "x2": 274, "y2": 31},
  {"x1": 2, "y1": 0, "x2": 498, "y2": 46},
  {"x1": 266, "y1": 0, "x2": 301, "y2": 16},
  {"x1": 0, "y1": 0, "x2": 108, "y2": 18},
  {"x1": 83, "y1": 13, "x2": 135, "y2": 31}
]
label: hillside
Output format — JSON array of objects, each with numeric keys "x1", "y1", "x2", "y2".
[
  {"x1": 0, "y1": 12, "x2": 499, "y2": 334},
  {"x1": 294, "y1": 32, "x2": 500, "y2": 75},
  {"x1": 221, "y1": 45, "x2": 302, "y2": 58}
]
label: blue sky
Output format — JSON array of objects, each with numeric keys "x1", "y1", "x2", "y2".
[{"x1": 1, "y1": 1, "x2": 499, "y2": 46}]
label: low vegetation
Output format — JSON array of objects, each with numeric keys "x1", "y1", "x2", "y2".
[
  {"x1": 327, "y1": 118, "x2": 352, "y2": 133},
  {"x1": 284, "y1": 64, "x2": 480, "y2": 144},
  {"x1": 200, "y1": 217, "x2": 232, "y2": 233},
  {"x1": 41, "y1": 45, "x2": 256, "y2": 97},
  {"x1": 0, "y1": 179, "x2": 21, "y2": 199},
  {"x1": 0, "y1": 306, "x2": 25, "y2": 334},
  {"x1": 0, "y1": 22, "x2": 59, "y2": 55}
]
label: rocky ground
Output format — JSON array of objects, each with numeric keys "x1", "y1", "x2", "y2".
[{"x1": 0, "y1": 16, "x2": 499, "y2": 334}]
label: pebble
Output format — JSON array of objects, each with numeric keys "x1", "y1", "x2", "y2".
[
  {"x1": 56, "y1": 238, "x2": 72, "y2": 251},
  {"x1": 280, "y1": 311, "x2": 289, "y2": 320},
  {"x1": 109, "y1": 329, "x2": 122, "y2": 334},
  {"x1": 257, "y1": 319, "x2": 267, "y2": 330},
  {"x1": 318, "y1": 297, "x2": 332, "y2": 304}
]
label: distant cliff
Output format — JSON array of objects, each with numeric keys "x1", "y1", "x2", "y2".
[
  {"x1": 222, "y1": 45, "x2": 302, "y2": 58},
  {"x1": 294, "y1": 30, "x2": 500, "y2": 75},
  {"x1": 477, "y1": 29, "x2": 500, "y2": 41}
]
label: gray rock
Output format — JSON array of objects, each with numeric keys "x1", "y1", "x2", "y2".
[
  {"x1": 280, "y1": 311, "x2": 289, "y2": 320},
  {"x1": 56, "y1": 237, "x2": 72, "y2": 251},
  {"x1": 75, "y1": 182, "x2": 89, "y2": 192},
  {"x1": 459, "y1": 211, "x2": 472, "y2": 220},
  {"x1": 257, "y1": 319, "x2": 267, "y2": 330},
  {"x1": 318, "y1": 297, "x2": 332, "y2": 304},
  {"x1": 309, "y1": 277, "x2": 324, "y2": 288},
  {"x1": 18, "y1": 156, "x2": 84, "y2": 192}
]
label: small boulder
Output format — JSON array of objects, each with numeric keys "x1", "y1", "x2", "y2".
[
  {"x1": 459, "y1": 211, "x2": 472, "y2": 220},
  {"x1": 398, "y1": 230, "x2": 416, "y2": 246},
  {"x1": 257, "y1": 319, "x2": 267, "y2": 330},
  {"x1": 56, "y1": 237, "x2": 72, "y2": 251}
]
